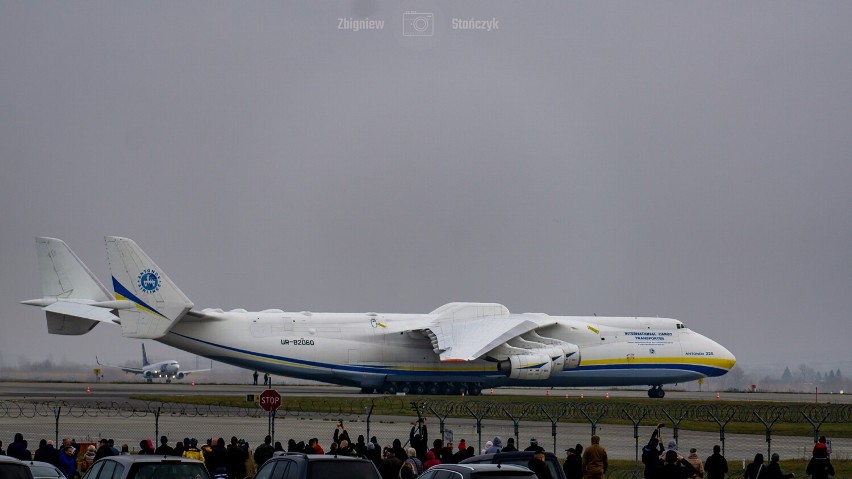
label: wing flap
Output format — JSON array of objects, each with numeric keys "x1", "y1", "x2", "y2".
[{"x1": 429, "y1": 315, "x2": 544, "y2": 361}]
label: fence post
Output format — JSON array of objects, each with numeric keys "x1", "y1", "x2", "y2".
[
  {"x1": 365, "y1": 404, "x2": 375, "y2": 443},
  {"x1": 53, "y1": 406, "x2": 61, "y2": 445},
  {"x1": 753, "y1": 410, "x2": 783, "y2": 459},
  {"x1": 800, "y1": 410, "x2": 830, "y2": 445},
  {"x1": 538, "y1": 404, "x2": 568, "y2": 454},
  {"x1": 463, "y1": 403, "x2": 493, "y2": 452},
  {"x1": 154, "y1": 406, "x2": 161, "y2": 443},
  {"x1": 501, "y1": 404, "x2": 530, "y2": 447},
  {"x1": 661, "y1": 409, "x2": 687, "y2": 446},
  {"x1": 622, "y1": 408, "x2": 647, "y2": 479},
  {"x1": 426, "y1": 402, "x2": 450, "y2": 441},
  {"x1": 578, "y1": 404, "x2": 607, "y2": 437},
  {"x1": 704, "y1": 407, "x2": 735, "y2": 457}
]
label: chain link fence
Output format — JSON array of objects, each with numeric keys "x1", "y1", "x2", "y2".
[{"x1": 1, "y1": 398, "x2": 848, "y2": 475}]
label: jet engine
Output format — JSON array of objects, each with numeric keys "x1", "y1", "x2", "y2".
[
  {"x1": 143, "y1": 370, "x2": 153, "y2": 379},
  {"x1": 497, "y1": 353, "x2": 553, "y2": 380},
  {"x1": 176, "y1": 372, "x2": 185, "y2": 380}
]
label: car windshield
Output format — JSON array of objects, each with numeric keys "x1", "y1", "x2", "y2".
[
  {"x1": 308, "y1": 461, "x2": 377, "y2": 479},
  {"x1": 0, "y1": 464, "x2": 34, "y2": 479},
  {"x1": 131, "y1": 463, "x2": 210, "y2": 479}
]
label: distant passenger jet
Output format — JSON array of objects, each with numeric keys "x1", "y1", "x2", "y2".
[
  {"x1": 22, "y1": 237, "x2": 735, "y2": 397},
  {"x1": 96, "y1": 344, "x2": 210, "y2": 383}
]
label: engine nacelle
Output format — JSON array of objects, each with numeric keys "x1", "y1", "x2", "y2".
[
  {"x1": 177, "y1": 372, "x2": 185, "y2": 380},
  {"x1": 543, "y1": 346, "x2": 565, "y2": 371},
  {"x1": 561, "y1": 343, "x2": 581, "y2": 369},
  {"x1": 497, "y1": 354, "x2": 553, "y2": 380},
  {"x1": 143, "y1": 370, "x2": 153, "y2": 379}
]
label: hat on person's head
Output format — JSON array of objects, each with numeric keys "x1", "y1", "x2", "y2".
[
  {"x1": 565, "y1": 448, "x2": 575, "y2": 454},
  {"x1": 458, "y1": 440, "x2": 467, "y2": 451},
  {"x1": 367, "y1": 442, "x2": 375, "y2": 450},
  {"x1": 771, "y1": 453, "x2": 780, "y2": 462},
  {"x1": 530, "y1": 437, "x2": 538, "y2": 445}
]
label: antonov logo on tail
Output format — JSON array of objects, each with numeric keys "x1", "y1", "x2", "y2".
[{"x1": 138, "y1": 269, "x2": 160, "y2": 293}]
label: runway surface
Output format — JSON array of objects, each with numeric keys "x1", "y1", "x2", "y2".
[{"x1": 0, "y1": 381, "x2": 847, "y2": 403}]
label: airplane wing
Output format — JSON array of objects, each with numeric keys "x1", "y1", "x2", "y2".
[
  {"x1": 95, "y1": 357, "x2": 144, "y2": 375},
  {"x1": 416, "y1": 303, "x2": 558, "y2": 362},
  {"x1": 179, "y1": 367, "x2": 212, "y2": 375}
]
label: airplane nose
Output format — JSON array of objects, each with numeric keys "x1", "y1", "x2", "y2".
[{"x1": 715, "y1": 342, "x2": 736, "y2": 371}]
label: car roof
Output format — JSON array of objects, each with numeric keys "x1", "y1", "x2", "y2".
[
  {"x1": 25, "y1": 461, "x2": 61, "y2": 469},
  {"x1": 430, "y1": 464, "x2": 534, "y2": 473},
  {"x1": 0, "y1": 456, "x2": 26, "y2": 464},
  {"x1": 460, "y1": 451, "x2": 558, "y2": 463},
  {"x1": 94, "y1": 455, "x2": 205, "y2": 466},
  {"x1": 270, "y1": 452, "x2": 373, "y2": 462}
]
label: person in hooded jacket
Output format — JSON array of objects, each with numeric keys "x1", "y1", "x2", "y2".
[
  {"x1": 485, "y1": 437, "x2": 503, "y2": 454},
  {"x1": 7, "y1": 433, "x2": 32, "y2": 461},
  {"x1": 450, "y1": 440, "x2": 469, "y2": 464},
  {"x1": 424, "y1": 450, "x2": 441, "y2": 470},
  {"x1": 805, "y1": 445, "x2": 834, "y2": 479},
  {"x1": 501, "y1": 438, "x2": 518, "y2": 452},
  {"x1": 703, "y1": 445, "x2": 728, "y2": 479},
  {"x1": 409, "y1": 419, "x2": 428, "y2": 462},
  {"x1": 563, "y1": 448, "x2": 583, "y2": 479},
  {"x1": 391, "y1": 439, "x2": 407, "y2": 462},
  {"x1": 642, "y1": 425, "x2": 665, "y2": 479}
]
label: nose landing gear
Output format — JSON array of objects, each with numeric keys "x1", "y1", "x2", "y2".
[{"x1": 648, "y1": 385, "x2": 665, "y2": 398}]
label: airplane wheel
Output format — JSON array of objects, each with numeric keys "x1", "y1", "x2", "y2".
[
  {"x1": 441, "y1": 384, "x2": 456, "y2": 395},
  {"x1": 427, "y1": 383, "x2": 440, "y2": 395},
  {"x1": 146, "y1": 379, "x2": 153, "y2": 383},
  {"x1": 467, "y1": 383, "x2": 482, "y2": 396},
  {"x1": 658, "y1": 389, "x2": 665, "y2": 398},
  {"x1": 166, "y1": 379, "x2": 171, "y2": 383},
  {"x1": 413, "y1": 383, "x2": 426, "y2": 395},
  {"x1": 400, "y1": 383, "x2": 412, "y2": 394},
  {"x1": 456, "y1": 384, "x2": 468, "y2": 396},
  {"x1": 383, "y1": 383, "x2": 398, "y2": 395}
]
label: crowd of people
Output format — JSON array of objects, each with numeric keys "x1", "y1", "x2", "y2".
[{"x1": 0, "y1": 422, "x2": 837, "y2": 479}]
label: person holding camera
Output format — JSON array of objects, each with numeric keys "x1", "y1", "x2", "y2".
[
  {"x1": 642, "y1": 424, "x2": 666, "y2": 479},
  {"x1": 409, "y1": 417, "x2": 428, "y2": 462}
]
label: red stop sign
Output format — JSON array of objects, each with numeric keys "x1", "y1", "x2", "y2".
[{"x1": 259, "y1": 389, "x2": 282, "y2": 411}]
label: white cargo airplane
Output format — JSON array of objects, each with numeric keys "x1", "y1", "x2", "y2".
[
  {"x1": 22, "y1": 237, "x2": 735, "y2": 397},
  {"x1": 96, "y1": 344, "x2": 210, "y2": 383}
]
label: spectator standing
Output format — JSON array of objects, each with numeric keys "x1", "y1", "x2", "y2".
[
  {"x1": 450, "y1": 441, "x2": 469, "y2": 464},
  {"x1": 524, "y1": 437, "x2": 544, "y2": 453},
  {"x1": 404, "y1": 447, "x2": 423, "y2": 476},
  {"x1": 226, "y1": 436, "x2": 248, "y2": 479},
  {"x1": 378, "y1": 448, "x2": 402, "y2": 479},
  {"x1": 642, "y1": 425, "x2": 665, "y2": 479},
  {"x1": 743, "y1": 454, "x2": 765, "y2": 479},
  {"x1": 703, "y1": 445, "x2": 728, "y2": 479},
  {"x1": 485, "y1": 437, "x2": 503, "y2": 454},
  {"x1": 7, "y1": 433, "x2": 32, "y2": 461},
  {"x1": 205, "y1": 438, "x2": 229, "y2": 479},
  {"x1": 57, "y1": 445, "x2": 77, "y2": 479},
  {"x1": 686, "y1": 448, "x2": 704, "y2": 478},
  {"x1": 527, "y1": 452, "x2": 553, "y2": 479},
  {"x1": 155, "y1": 436, "x2": 175, "y2": 456},
  {"x1": 806, "y1": 444, "x2": 834, "y2": 479},
  {"x1": 563, "y1": 447, "x2": 583, "y2": 479},
  {"x1": 424, "y1": 450, "x2": 441, "y2": 471},
  {"x1": 409, "y1": 419, "x2": 428, "y2": 462},
  {"x1": 582, "y1": 435, "x2": 608, "y2": 479},
  {"x1": 652, "y1": 450, "x2": 697, "y2": 479},
  {"x1": 502, "y1": 438, "x2": 518, "y2": 452},
  {"x1": 254, "y1": 435, "x2": 274, "y2": 467},
  {"x1": 184, "y1": 438, "x2": 205, "y2": 461}
]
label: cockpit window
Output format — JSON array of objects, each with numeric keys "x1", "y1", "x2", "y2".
[{"x1": 676, "y1": 323, "x2": 684, "y2": 329}]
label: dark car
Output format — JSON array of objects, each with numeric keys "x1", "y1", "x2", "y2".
[
  {"x1": 418, "y1": 464, "x2": 537, "y2": 479},
  {"x1": 460, "y1": 452, "x2": 565, "y2": 479},
  {"x1": 255, "y1": 452, "x2": 381, "y2": 479},
  {"x1": 0, "y1": 456, "x2": 36, "y2": 479},
  {"x1": 24, "y1": 461, "x2": 65, "y2": 479},
  {"x1": 79, "y1": 454, "x2": 211, "y2": 479}
]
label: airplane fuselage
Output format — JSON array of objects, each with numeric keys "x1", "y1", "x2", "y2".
[{"x1": 158, "y1": 309, "x2": 735, "y2": 394}]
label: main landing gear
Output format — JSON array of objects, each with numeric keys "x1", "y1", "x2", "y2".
[
  {"x1": 648, "y1": 385, "x2": 665, "y2": 398},
  {"x1": 362, "y1": 382, "x2": 485, "y2": 396}
]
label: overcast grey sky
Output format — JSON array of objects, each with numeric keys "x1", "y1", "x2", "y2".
[{"x1": 1, "y1": 2, "x2": 851, "y2": 376}]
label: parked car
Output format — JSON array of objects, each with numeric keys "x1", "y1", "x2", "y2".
[
  {"x1": 0, "y1": 456, "x2": 35, "y2": 479},
  {"x1": 460, "y1": 452, "x2": 566, "y2": 479},
  {"x1": 79, "y1": 455, "x2": 210, "y2": 479},
  {"x1": 417, "y1": 463, "x2": 537, "y2": 479},
  {"x1": 24, "y1": 461, "x2": 65, "y2": 479},
  {"x1": 254, "y1": 452, "x2": 381, "y2": 479}
]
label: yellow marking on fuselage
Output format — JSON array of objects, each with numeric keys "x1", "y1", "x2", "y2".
[{"x1": 583, "y1": 356, "x2": 736, "y2": 369}]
